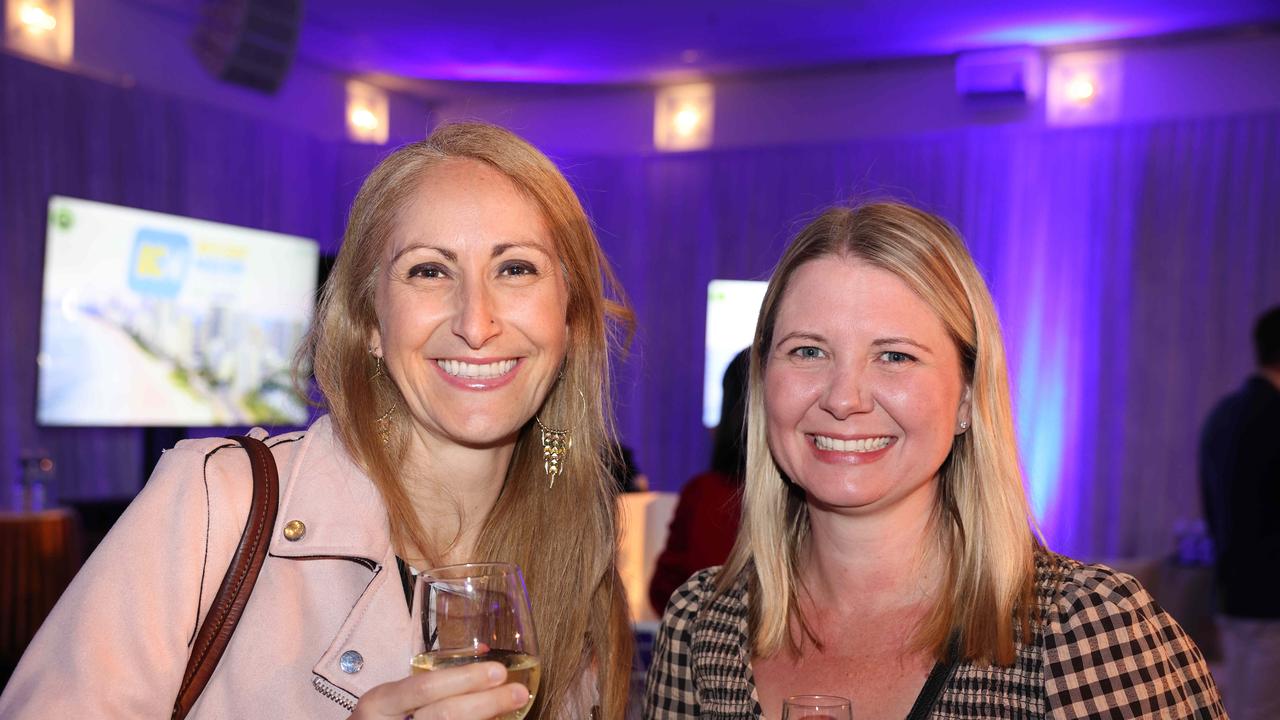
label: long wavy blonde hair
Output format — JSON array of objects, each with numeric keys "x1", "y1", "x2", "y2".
[
  {"x1": 303, "y1": 122, "x2": 634, "y2": 716},
  {"x1": 718, "y1": 201, "x2": 1040, "y2": 665}
]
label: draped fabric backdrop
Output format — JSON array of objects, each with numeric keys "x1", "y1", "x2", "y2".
[{"x1": 3, "y1": 53, "x2": 1278, "y2": 559}]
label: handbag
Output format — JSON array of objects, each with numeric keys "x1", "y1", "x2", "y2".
[{"x1": 171, "y1": 436, "x2": 281, "y2": 720}]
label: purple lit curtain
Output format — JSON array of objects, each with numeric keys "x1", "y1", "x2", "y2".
[
  {"x1": 567, "y1": 116, "x2": 1280, "y2": 559},
  {"x1": 4, "y1": 52, "x2": 1278, "y2": 560}
]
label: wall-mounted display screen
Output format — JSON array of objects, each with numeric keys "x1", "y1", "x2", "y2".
[
  {"x1": 37, "y1": 196, "x2": 319, "y2": 427},
  {"x1": 702, "y1": 279, "x2": 767, "y2": 428}
]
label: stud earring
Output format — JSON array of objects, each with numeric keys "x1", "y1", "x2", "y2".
[
  {"x1": 536, "y1": 417, "x2": 571, "y2": 489},
  {"x1": 959, "y1": 420, "x2": 969, "y2": 431}
]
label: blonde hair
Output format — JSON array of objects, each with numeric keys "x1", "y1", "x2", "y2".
[
  {"x1": 718, "y1": 202, "x2": 1039, "y2": 665},
  {"x1": 303, "y1": 122, "x2": 634, "y2": 716}
]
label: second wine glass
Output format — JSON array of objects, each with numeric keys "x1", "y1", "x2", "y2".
[
  {"x1": 782, "y1": 694, "x2": 853, "y2": 720},
  {"x1": 410, "y1": 562, "x2": 541, "y2": 720}
]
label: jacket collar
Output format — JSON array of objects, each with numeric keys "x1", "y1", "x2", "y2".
[{"x1": 269, "y1": 415, "x2": 391, "y2": 565}]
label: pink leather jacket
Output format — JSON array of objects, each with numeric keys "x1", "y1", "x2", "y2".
[{"x1": 0, "y1": 416, "x2": 414, "y2": 717}]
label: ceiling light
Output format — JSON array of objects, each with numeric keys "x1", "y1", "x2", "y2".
[
  {"x1": 19, "y1": 2, "x2": 55, "y2": 32},
  {"x1": 655, "y1": 83, "x2": 713, "y2": 152},
  {"x1": 349, "y1": 107, "x2": 378, "y2": 131},
  {"x1": 5, "y1": 0, "x2": 73, "y2": 62},
  {"x1": 1047, "y1": 51, "x2": 1122, "y2": 126},
  {"x1": 673, "y1": 106, "x2": 701, "y2": 137},
  {"x1": 345, "y1": 80, "x2": 388, "y2": 144},
  {"x1": 1064, "y1": 76, "x2": 1095, "y2": 103}
]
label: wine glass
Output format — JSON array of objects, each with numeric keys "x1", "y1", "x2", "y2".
[
  {"x1": 410, "y1": 562, "x2": 541, "y2": 720},
  {"x1": 781, "y1": 694, "x2": 853, "y2": 720}
]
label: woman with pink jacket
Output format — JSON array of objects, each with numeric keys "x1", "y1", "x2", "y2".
[{"x1": 0, "y1": 123, "x2": 635, "y2": 719}]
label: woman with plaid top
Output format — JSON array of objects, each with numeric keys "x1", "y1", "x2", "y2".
[{"x1": 644, "y1": 202, "x2": 1223, "y2": 719}]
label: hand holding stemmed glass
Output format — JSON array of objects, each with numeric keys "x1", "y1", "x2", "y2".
[
  {"x1": 782, "y1": 694, "x2": 853, "y2": 720},
  {"x1": 410, "y1": 562, "x2": 541, "y2": 720},
  {"x1": 344, "y1": 562, "x2": 537, "y2": 720}
]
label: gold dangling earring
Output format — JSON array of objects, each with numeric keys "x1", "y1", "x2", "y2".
[
  {"x1": 536, "y1": 417, "x2": 570, "y2": 489},
  {"x1": 377, "y1": 400, "x2": 396, "y2": 446},
  {"x1": 369, "y1": 350, "x2": 394, "y2": 444}
]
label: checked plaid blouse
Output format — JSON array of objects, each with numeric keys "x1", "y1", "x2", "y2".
[{"x1": 643, "y1": 550, "x2": 1224, "y2": 719}]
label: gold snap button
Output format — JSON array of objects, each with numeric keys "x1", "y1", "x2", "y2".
[{"x1": 283, "y1": 519, "x2": 306, "y2": 541}]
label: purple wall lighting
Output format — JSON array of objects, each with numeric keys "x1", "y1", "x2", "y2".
[
  {"x1": 970, "y1": 127, "x2": 1147, "y2": 558},
  {"x1": 993, "y1": 219, "x2": 1097, "y2": 553}
]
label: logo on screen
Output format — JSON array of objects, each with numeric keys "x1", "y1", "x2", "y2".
[
  {"x1": 128, "y1": 228, "x2": 191, "y2": 298},
  {"x1": 50, "y1": 206, "x2": 74, "y2": 230}
]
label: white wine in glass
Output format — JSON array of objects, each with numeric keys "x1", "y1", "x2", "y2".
[
  {"x1": 410, "y1": 562, "x2": 541, "y2": 720},
  {"x1": 781, "y1": 694, "x2": 853, "y2": 720}
]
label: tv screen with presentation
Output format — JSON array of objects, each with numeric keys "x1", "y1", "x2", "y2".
[
  {"x1": 37, "y1": 196, "x2": 320, "y2": 427},
  {"x1": 703, "y1": 279, "x2": 767, "y2": 427}
]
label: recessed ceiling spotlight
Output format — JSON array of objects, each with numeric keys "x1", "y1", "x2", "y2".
[
  {"x1": 655, "y1": 83, "x2": 714, "y2": 152},
  {"x1": 18, "y1": 2, "x2": 56, "y2": 32},
  {"x1": 346, "y1": 80, "x2": 388, "y2": 144},
  {"x1": 1047, "y1": 51, "x2": 1122, "y2": 126},
  {"x1": 5, "y1": 0, "x2": 73, "y2": 62},
  {"x1": 1065, "y1": 75, "x2": 1095, "y2": 103},
  {"x1": 349, "y1": 107, "x2": 378, "y2": 131},
  {"x1": 673, "y1": 106, "x2": 702, "y2": 136}
]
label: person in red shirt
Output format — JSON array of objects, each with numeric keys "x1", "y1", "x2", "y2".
[{"x1": 649, "y1": 348, "x2": 749, "y2": 615}]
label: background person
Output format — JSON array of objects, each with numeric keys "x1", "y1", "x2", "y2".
[
  {"x1": 645, "y1": 202, "x2": 1223, "y2": 719},
  {"x1": 1199, "y1": 304, "x2": 1280, "y2": 720},
  {"x1": 648, "y1": 347, "x2": 749, "y2": 616}
]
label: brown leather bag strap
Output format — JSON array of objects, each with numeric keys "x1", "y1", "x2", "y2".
[{"x1": 172, "y1": 435, "x2": 280, "y2": 720}]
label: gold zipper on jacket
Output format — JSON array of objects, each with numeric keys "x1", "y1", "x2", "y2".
[{"x1": 312, "y1": 676, "x2": 357, "y2": 711}]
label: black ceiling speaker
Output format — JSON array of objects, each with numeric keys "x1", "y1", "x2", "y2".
[{"x1": 193, "y1": 0, "x2": 303, "y2": 94}]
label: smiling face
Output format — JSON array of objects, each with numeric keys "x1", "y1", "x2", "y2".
[
  {"x1": 763, "y1": 255, "x2": 971, "y2": 516},
  {"x1": 369, "y1": 158, "x2": 569, "y2": 451}
]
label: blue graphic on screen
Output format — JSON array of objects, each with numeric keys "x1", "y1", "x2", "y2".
[{"x1": 128, "y1": 228, "x2": 191, "y2": 298}]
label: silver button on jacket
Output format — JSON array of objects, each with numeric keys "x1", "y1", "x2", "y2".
[{"x1": 339, "y1": 650, "x2": 363, "y2": 674}]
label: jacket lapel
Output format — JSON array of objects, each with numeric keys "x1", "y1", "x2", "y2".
[{"x1": 268, "y1": 416, "x2": 413, "y2": 701}]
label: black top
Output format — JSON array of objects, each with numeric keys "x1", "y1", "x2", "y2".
[
  {"x1": 1199, "y1": 374, "x2": 1280, "y2": 618},
  {"x1": 904, "y1": 636, "x2": 958, "y2": 720},
  {"x1": 395, "y1": 556, "x2": 416, "y2": 611}
]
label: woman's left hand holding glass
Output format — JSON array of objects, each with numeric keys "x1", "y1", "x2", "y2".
[{"x1": 346, "y1": 661, "x2": 529, "y2": 720}]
